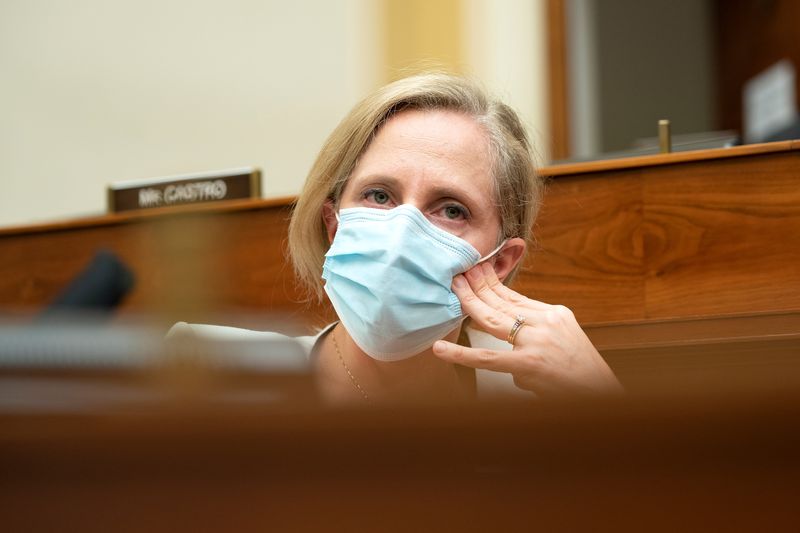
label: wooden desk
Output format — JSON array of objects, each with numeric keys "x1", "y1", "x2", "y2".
[
  {"x1": 532, "y1": 140, "x2": 800, "y2": 322},
  {"x1": 533, "y1": 141, "x2": 800, "y2": 390},
  {"x1": 1, "y1": 142, "x2": 799, "y2": 390}
]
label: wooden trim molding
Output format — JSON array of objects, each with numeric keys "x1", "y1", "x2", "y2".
[
  {"x1": 547, "y1": 0, "x2": 570, "y2": 161},
  {"x1": 0, "y1": 196, "x2": 297, "y2": 238},
  {"x1": 540, "y1": 140, "x2": 800, "y2": 177}
]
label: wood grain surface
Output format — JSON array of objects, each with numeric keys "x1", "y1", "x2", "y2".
[
  {"x1": 527, "y1": 146, "x2": 800, "y2": 323},
  {"x1": 518, "y1": 168, "x2": 646, "y2": 322},
  {"x1": 0, "y1": 201, "x2": 333, "y2": 332}
]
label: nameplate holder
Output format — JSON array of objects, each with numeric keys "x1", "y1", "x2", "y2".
[{"x1": 107, "y1": 167, "x2": 261, "y2": 213}]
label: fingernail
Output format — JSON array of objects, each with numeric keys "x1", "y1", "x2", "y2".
[
  {"x1": 433, "y1": 341, "x2": 447, "y2": 354},
  {"x1": 453, "y1": 275, "x2": 466, "y2": 288}
]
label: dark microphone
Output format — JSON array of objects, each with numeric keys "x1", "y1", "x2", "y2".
[{"x1": 38, "y1": 250, "x2": 135, "y2": 321}]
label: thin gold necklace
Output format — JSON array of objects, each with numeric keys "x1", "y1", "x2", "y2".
[{"x1": 331, "y1": 327, "x2": 370, "y2": 402}]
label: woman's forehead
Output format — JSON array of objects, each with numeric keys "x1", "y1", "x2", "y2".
[
  {"x1": 371, "y1": 108, "x2": 489, "y2": 157},
  {"x1": 349, "y1": 109, "x2": 495, "y2": 199}
]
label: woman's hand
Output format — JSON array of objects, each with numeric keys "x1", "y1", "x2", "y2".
[{"x1": 433, "y1": 262, "x2": 623, "y2": 397}]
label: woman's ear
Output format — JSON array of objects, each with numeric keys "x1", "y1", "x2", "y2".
[
  {"x1": 322, "y1": 199, "x2": 338, "y2": 244},
  {"x1": 491, "y1": 237, "x2": 526, "y2": 282}
]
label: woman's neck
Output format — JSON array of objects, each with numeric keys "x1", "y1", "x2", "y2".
[{"x1": 318, "y1": 322, "x2": 471, "y2": 405}]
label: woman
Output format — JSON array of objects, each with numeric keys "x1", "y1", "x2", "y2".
[{"x1": 285, "y1": 72, "x2": 621, "y2": 404}]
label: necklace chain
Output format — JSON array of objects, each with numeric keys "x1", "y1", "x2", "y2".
[{"x1": 331, "y1": 327, "x2": 370, "y2": 402}]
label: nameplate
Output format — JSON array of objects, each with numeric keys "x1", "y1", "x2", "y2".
[{"x1": 107, "y1": 168, "x2": 261, "y2": 213}]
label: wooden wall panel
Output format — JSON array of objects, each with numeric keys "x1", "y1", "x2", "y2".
[
  {"x1": 531, "y1": 142, "x2": 800, "y2": 324},
  {"x1": 641, "y1": 152, "x2": 800, "y2": 318},
  {"x1": 517, "y1": 169, "x2": 646, "y2": 323},
  {"x1": 0, "y1": 201, "x2": 333, "y2": 331},
  {"x1": 199, "y1": 206, "x2": 335, "y2": 329}
]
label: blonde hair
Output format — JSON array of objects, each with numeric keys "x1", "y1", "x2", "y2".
[{"x1": 288, "y1": 73, "x2": 543, "y2": 302}]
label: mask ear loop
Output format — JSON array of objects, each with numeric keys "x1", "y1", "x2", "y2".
[{"x1": 476, "y1": 240, "x2": 506, "y2": 264}]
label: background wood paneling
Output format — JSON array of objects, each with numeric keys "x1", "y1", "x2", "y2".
[
  {"x1": 530, "y1": 143, "x2": 800, "y2": 323},
  {"x1": 0, "y1": 200, "x2": 333, "y2": 332},
  {"x1": 642, "y1": 152, "x2": 800, "y2": 318},
  {"x1": 517, "y1": 168, "x2": 646, "y2": 322}
]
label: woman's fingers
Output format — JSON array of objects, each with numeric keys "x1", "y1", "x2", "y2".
[
  {"x1": 433, "y1": 339, "x2": 533, "y2": 375},
  {"x1": 477, "y1": 262, "x2": 549, "y2": 311},
  {"x1": 455, "y1": 262, "x2": 550, "y2": 343},
  {"x1": 452, "y1": 274, "x2": 520, "y2": 340},
  {"x1": 463, "y1": 264, "x2": 516, "y2": 314},
  {"x1": 449, "y1": 265, "x2": 624, "y2": 397}
]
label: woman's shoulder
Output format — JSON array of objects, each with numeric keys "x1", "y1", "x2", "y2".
[{"x1": 165, "y1": 322, "x2": 333, "y2": 370}]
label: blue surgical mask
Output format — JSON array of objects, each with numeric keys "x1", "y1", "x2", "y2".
[{"x1": 322, "y1": 204, "x2": 503, "y2": 361}]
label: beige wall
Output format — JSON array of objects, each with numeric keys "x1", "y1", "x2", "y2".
[
  {"x1": 0, "y1": 0, "x2": 548, "y2": 227},
  {"x1": 464, "y1": 0, "x2": 550, "y2": 163}
]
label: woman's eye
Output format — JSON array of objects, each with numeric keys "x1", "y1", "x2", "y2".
[
  {"x1": 364, "y1": 189, "x2": 391, "y2": 205},
  {"x1": 443, "y1": 204, "x2": 467, "y2": 220},
  {"x1": 373, "y1": 190, "x2": 389, "y2": 204}
]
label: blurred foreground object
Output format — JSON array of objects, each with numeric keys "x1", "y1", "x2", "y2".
[
  {"x1": 38, "y1": 250, "x2": 134, "y2": 322},
  {"x1": 743, "y1": 59, "x2": 797, "y2": 144},
  {"x1": 0, "y1": 320, "x2": 315, "y2": 414},
  {"x1": 2, "y1": 379, "x2": 800, "y2": 531},
  {"x1": 1, "y1": 315, "x2": 800, "y2": 531}
]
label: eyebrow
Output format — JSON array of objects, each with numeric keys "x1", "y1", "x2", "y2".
[{"x1": 348, "y1": 173, "x2": 399, "y2": 188}]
